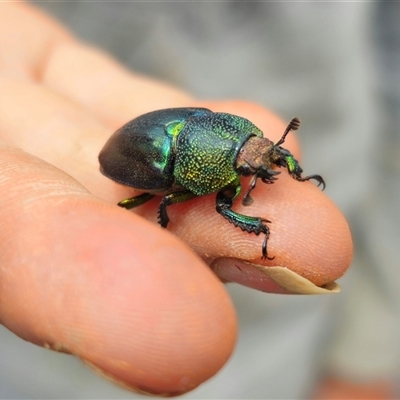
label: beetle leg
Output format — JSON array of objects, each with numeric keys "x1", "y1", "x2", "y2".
[
  {"x1": 216, "y1": 190, "x2": 274, "y2": 260},
  {"x1": 241, "y1": 169, "x2": 279, "y2": 206},
  {"x1": 118, "y1": 193, "x2": 155, "y2": 209},
  {"x1": 241, "y1": 174, "x2": 258, "y2": 206},
  {"x1": 296, "y1": 174, "x2": 326, "y2": 190},
  {"x1": 158, "y1": 190, "x2": 197, "y2": 228}
]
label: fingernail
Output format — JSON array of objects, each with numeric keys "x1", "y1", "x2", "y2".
[
  {"x1": 211, "y1": 258, "x2": 340, "y2": 294},
  {"x1": 43, "y1": 342, "x2": 71, "y2": 354}
]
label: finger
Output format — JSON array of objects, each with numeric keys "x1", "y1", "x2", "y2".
[
  {"x1": 0, "y1": 74, "x2": 191, "y2": 201},
  {"x1": 42, "y1": 42, "x2": 193, "y2": 127},
  {"x1": 0, "y1": 78, "x2": 351, "y2": 292},
  {"x1": 0, "y1": 78, "x2": 294, "y2": 201},
  {"x1": 0, "y1": 76, "x2": 113, "y2": 198},
  {"x1": 0, "y1": 2, "x2": 191, "y2": 129},
  {"x1": 0, "y1": 143, "x2": 237, "y2": 395},
  {"x1": 0, "y1": 2, "x2": 73, "y2": 80}
]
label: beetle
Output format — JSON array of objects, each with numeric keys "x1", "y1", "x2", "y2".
[{"x1": 99, "y1": 108, "x2": 325, "y2": 259}]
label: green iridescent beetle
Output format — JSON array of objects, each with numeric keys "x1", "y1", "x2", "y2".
[{"x1": 98, "y1": 108, "x2": 325, "y2": 259}]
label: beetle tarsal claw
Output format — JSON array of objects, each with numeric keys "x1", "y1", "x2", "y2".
[
  {"x1": 300, "y1": 174, "x2": 326, "y2": 191},
  {"x1": 241, "y1": 194, "x2": 254, "y2": 206},
  {"x1": 261, "y1": 233, "x2": 274, "y2": 261},
  {"x1": 242, "y1": 174, "x2": 258, "y2": 206}
]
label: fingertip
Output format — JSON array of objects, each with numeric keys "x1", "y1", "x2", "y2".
[
  {"x1": 58, "y1": 202, "x2": 238, "y2": 394},
  {"x1": 1, "y1": 194, "x2": 237, "y2": 395},
  {"x1": 224, "y1": 175, "x2": 353, "y2": 288},
  {"x1": 261, "y1": 174, "x2": 353, "y2": 286},
  {"x1": 162, "y1": 101, "x2": 351, "y2": 288},
  {"x1": 157, "y1": 172, "x2": 352, "y2": 291}
]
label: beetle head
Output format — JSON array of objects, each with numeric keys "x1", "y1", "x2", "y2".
[
  {"x1": 237, "y1": 117, "x2": 325, "y2": 189},
  {"x1": 267, "y1": 118, "x2": 325, "y2": 189},
  {"x1": 267, "y1": 117, "x2": 302, "y2": 178}
]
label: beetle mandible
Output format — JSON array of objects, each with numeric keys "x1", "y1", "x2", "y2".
[{"x1": 98, "y1": 108, "x2": 325, "y2": 259}]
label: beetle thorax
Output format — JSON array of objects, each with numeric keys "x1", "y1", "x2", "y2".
[{"x1": 235, "y1": 136, "x2": 276, "y2": 175}]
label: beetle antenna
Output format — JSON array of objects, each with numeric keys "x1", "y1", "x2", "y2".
[{"x1": 275, "y1": 117, "x2": 300, "y2": 147}]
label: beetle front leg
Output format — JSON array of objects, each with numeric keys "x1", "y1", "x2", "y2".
[
  {"x1": 296, "y1": 174, "x2": 326, "y2": 190},
  {"x1": 242, "y1": 168, "x2": 280, "y2": 206},
  {"x1": 242, "y1": 174, "x2": 257, "y2": 206},
  {"x1": 216, "y1": 190, "x2": 274, "y2": 260},
  {"x1": 158, "y1": 190, "x2": 198, "y2": 228}
]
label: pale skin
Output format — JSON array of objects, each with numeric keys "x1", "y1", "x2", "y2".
[{"x1": 0, "y1": 2, "x2": 390, "y2": 398}]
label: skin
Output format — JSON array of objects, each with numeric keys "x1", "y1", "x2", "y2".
[{"x1": 0, "y1": 2, "x2": 371, "y2": 397}]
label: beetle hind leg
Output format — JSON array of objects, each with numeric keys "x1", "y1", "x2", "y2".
[
  {"x1": 216, "y1": 191, "x2": 274, "y2": 260},
  {"x1": 158, "y1": 190, "x2": 197, "y2": 228},
  {"x1": 118, "y1": 193, "x2": 155, "y2": 209}
]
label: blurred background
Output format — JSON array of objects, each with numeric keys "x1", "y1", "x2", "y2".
[{"x1": 1, "y1": 2, "x2": 399, "y2": 398}]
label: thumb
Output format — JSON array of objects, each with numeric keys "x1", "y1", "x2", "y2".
[{"x1": 0, "y1": 143, "x2": 237, "y2": 396}]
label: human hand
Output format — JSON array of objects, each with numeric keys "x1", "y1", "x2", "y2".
[
  {"x1": 0, "y1": 2, "x2": 352, "y2": 396},
  {"x1": 311, "y1": 377, "x2": 396, "y2": 400}
]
